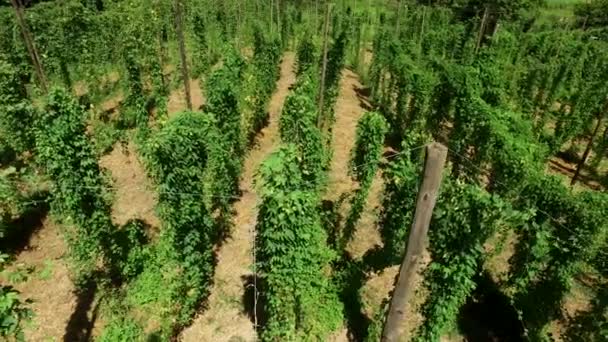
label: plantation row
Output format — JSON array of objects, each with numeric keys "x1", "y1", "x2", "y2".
[
  {"x1": 2, "y1": 0, "x2": 608, "y2": 341},
  {"x1": 0, "y1": 17, "x2": 284, "y2": 337},
  {"x1": 364, "y1": 4, "x2": 608, "y2": 341}
]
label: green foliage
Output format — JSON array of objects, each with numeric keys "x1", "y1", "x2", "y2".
[
  {"x1": 143, "y1": 111, "x2": 216, "y2": 326},
  {"x1": 89, "y1": 120, "x2": 124, "y2": 156},
  {"x1": 98, "y1": 316, "x2": 144, "y2": 342},
  {"x1": 296, "y1": 33, "x2": 316, "y2": 76},
  {"x1": 0, "y1": 285, "x2": 32, "y2": 341},
  {"x1": 113, "y1": 220, "x2": 150, "y2": 281},
  {"x1": 415, "y1": 181, "x2": 530, "y2": 341},
  {"x1": 279, "y1": 75, "x2": 328, "y2": 189},
  {"x1": 0, "y1": 254, "x2": 32, "y2": 342},
  {"x1": 342, "y1": 112, "x2": 387, "y2": 246},
  {"x1": 204, "y1": 49, "x2": 246, "y2": 213},
  {"x1": 191, "y1": 12, "x2": 210, "y2": 77},
  {"x1": 34, "y1": 88, "x2": 117, "y2": 280},
  {"x1": 247, "y1": 25, "x2": 282, "y2": 145},
  {"x1": 507, "y1": 175, "x2": 608, "y2": 339},
  {"x1": 574, "y1": 0, "x2": 608, "y2": 29},
  {"x1": 0, "y1": 61, "x2": 35, "y2": 155},
  {"x1": 256, "y1": 145, "x2": 343, "y2": 341},
  {"x1": 322, "y1": 29, "x2": 349, "y2": 119},
  {"x1": 378, "y1": 135, "x2": 426, "y2": 265}
]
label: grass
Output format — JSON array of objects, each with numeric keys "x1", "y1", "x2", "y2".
[
  {"x1": 545, "y1": 0, "x2": 587, "y2": 6},
  {"x1": 537, "y1": 0, "x2": 586, "y2": 25}
]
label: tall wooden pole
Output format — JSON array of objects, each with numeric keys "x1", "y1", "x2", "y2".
[
  {"x1": 317, "y1": 1, "x2": 331, "y2": 129},
  {"x1": 270, "y1": 0, "x2": 274, "y2": 34},
  {"x1": 381, "y1": 143, "x2": 448, "y2": 342},
  {"x1": 395, "y1": 0, "x2": 403, "y2": 35},
  {"x1": 10, "y1": 0, "x2": 48, "y2": 94},
  {"x1": 571, "y1": 102, "x2": 608, "y2": 187},
  {"x1": 174, "y1": 0, "x2": 192, "y2": 110},
  {"x1": 315, "y1": 0, "x2": 319, "y2": 33},
  {"x1": 475, "y1": 6, "x2": 489, "y2": 54},
  {"x1": 275, "y1": 0, "x2": 281, "y2": 40}
]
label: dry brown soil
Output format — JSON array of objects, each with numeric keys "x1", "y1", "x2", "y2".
[
  {"x1": 100, "y1": 141, "x2": 160, "y2": 230},
  {"x1": 168, "y1": 79, "x2": 206, "y2": 115},
  {"x1": 4, "y1": 218, "x2": 77, "y2": 341}
]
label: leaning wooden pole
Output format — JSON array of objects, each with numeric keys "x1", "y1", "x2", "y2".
[
  {"x1": 571, "y1": 101, "x2": 608, "y2": 187},
  {"x1": 475, "y1": 6, "x2": 489, "y2": 54},
  {"x1": 10, "y1": 0, "x2": 48, "y2": 94},
  {"x1": 381, "y1": 142, "x2": 448, "y2": 342},
  {"x1": 317, "y1": 1, "x2": 331, "y2": 129},
  {"x1": 174, "y1": 0, "x2": 192, "y2": 110}
]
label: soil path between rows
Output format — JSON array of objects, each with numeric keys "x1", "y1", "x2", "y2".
[
  {"x1": 324, "y1": 68, "x2": 384, "y2": 260},
  {"x1": 5, "y1": 140, "x2": 161, "y2": 341},
  {"x1": 325, "y1": 69, "x2": 386, "y2": 341},
  {"x1": 99, "y1": 141, "x2": 160, "y2": 230},
  {"x1": 5, "y1": 218, "x2": 76, "y2": 341},
  {"x1": 180, "y1": 52, "x2": 296, "y2": 342}
]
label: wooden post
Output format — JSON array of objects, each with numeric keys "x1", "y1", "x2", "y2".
[
  {"x1": 315, "y1": 0, "x2": 319, "y2": 33},
  {"x1": 317, "y1": 1, "x2": 331, "y2": 129},
  {"x1": 395, "y1": 0, "x2": 403, "y2": 35},
  {"x1": 270, "y1": 0, "x2": 274, "y2": 34},
  {"x1": 571, "y1": 101, "x2": 608, "y2": 187},
  {"x1": 475, "y1": 6, "x2": 489, "y2": 54},
  {"x1": 381, "y1": 142, "x2": 448, "y2": 342},
  {"x1": 174, "y1": 0, "x2": 192, "y2": 110},
  {"x1": 10, "y1": 0, "x2": 48, "y2": 94}
]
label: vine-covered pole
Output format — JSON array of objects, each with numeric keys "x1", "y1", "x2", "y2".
[
  {"x1": 572, "y1": 99, "x2": 608, "y2": 186},
  {"x1": 174, "y1": 0, "x2": 192, "y2": 110},
  {"x1": 381, "y1": 142, "x2": 448, "y2": 342},
  {"x1": 475, "y1": 6, "x2": 489, "y2": 54},
  {"x1": 317, "y1": 0, "x2": 331, "y2": 128},
  {"x1": 395, "y1": 0, "x2": 403, "y2": 35},
  {"x1": 9, "y1": 0, "x2": 48, "y2": 94}
]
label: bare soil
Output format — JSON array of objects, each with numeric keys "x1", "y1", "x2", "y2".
[
  {"x1": 179, "y1": 52, "x2": 296, "y2": 342},
  {"x1": 4, "y1": 218, "x2": 78, "y2": 341},
  {"x1": 168, "y1": 79, "x2": 206, "y2": 115},
  {"x1": 325, "y1": 69, "x2": 368, "y2": 204},
  {"x1": 99, "y1": 141, "x2": 160, "y2": 231}
]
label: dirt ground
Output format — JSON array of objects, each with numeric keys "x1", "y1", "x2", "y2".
[
  {"x1": 168, "y1": 79, "x2": 206, "y2": 115},
  {"x1": 325, "y1": 69, "x2": 367, "y2": 204},
  {"x1": 3, "y1": 140, "x2": 160, "y2": 342},
  {"x1": 99, "y1": 141, "x2": 160, "y2": 230},
  {"x1": 4, "y1": 218, "x2": 78, "y2": 341},
  {"x1": 179, "y1": 52, "x2": 296, "y2": 342}
]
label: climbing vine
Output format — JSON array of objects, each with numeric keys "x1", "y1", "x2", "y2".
[
  {"x1": 142, "y1": 111, "x2": 217, "y2": 327},
  {"x1": 256, "y1": 145, "x2": 343, "y2": 341},
  {"x1": 279, "y1": 73, "x2": 328, "y2": 189},
  {"x1": 342, "y1": 112, "x2": 387, "y2": 246},
  {"x1": 247, "y1": 25, "x2": 282, "y2": 145},
  {"x1": 34, "y1": 89, "x2": 118, "y2": 282}
]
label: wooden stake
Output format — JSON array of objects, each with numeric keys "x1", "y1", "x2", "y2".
[
  {"x1": 276, "y1": 0, "x2": 281, "y2": 40},
  {"x1": 475, "y1": 6, "x2": 489, "y2": 54},
  {"x1": 315, "y1": 0, "x2": 319, "y2": 33},
  {"x1": 317, "y1": 0, "x2": 331, "y2": 129},
  {"x1": 395, "y1": 0, "x2": 403, "y2": 35},
  {"x1": 174, "y1": 0, "x2": 192, "y2": 110},
  {"x1": 571, "y1": 101, "x2": 608, "y2": 187},
  {"x1": 381, "y1": 142, "x2": 448, "y2": 342},
  {"x1": 10, "y1": 0, "x2": 48, "y2": 94},
  {"x1": 270, "y1": 0, "x2": 274, "y2": 34}
]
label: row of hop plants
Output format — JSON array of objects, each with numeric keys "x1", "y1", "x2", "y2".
[
  {"x1": 0, "y1": 5, "x2": 289, "y2": 339},
  {"x1": 0, "y1": 62, "x2": 38, "y2": 341},
  {"x1": 245, "y1": 24, "x2": 282, "y2": 145},
  {"x1": 253, "y1": 27, "x2": 357, "y2": 339},
  {"x1": 366, "y1": 6, "x2": 608, "y2": 341},
  {"x1": 99, "y1": 46, "x2": 256, "y2": 338}
]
